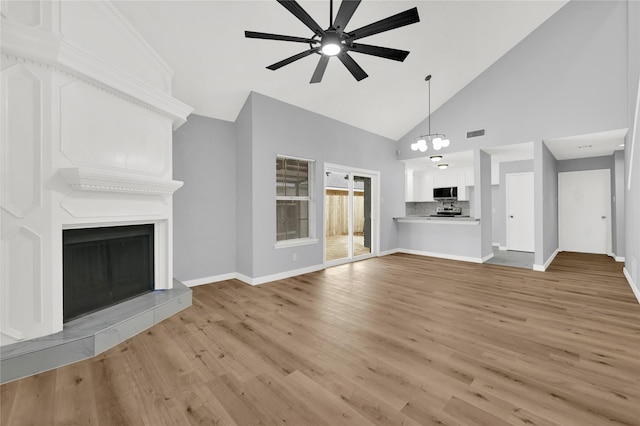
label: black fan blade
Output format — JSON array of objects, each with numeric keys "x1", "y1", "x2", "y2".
[
  {"x1": 348, "y1": 43, "x2": 410, "y2": 62},
  {"x1": 310, "y1": 56, "x2": 330, "y2": 83},
  {"x1": 347, "y1": 7, "x2": 419, "y2": 41},
  {"x1": 267, "y1": 48, "x2": 319, "y2": 70},
  {"x1": 245, "y1": 31, "x2": 316, "y2": 44},
  {"x1": 277, "y1": 0, "x2": 324, "y2": 36},
  {"x1": 333, "y1": 0, "x2": 361, "y2": 33},
  {"x1": 338, "y1": 52, "x2": 368, "y2": 81}
]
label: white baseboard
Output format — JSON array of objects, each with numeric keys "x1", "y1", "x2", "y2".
[
  {"x1": 397, "y1": 248, "x2": 485, "y2": 264},
  {"x1": 623, "y1": 267, "x2": 640, "y2": 304},
  {"x1": 499, "y1": 246, "x2": 508, "y2": 251},
  {"x1": 182, "y1": 273, "x2": 236, "y2": 287},
  {"x1": 492, "y1": 243, "x2": 500, "y2": 247},
  {"x1": 533, "y1": 248, "x2": 560, "y2": 272},
  {"x1": 482, "y1": 252, "x2": 495, "y2": 263},
  {"x1": 615, "y1": 256, "x2": 626, "y2": 262},
  {"x1": 378, "y1": 249, "x2": 400, "y2": 257},
  {"x1": 182, "y1": 263, "x2": 325, "y2": 288}
]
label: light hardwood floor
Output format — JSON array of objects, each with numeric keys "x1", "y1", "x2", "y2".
[
  {"x1": 2, "y1": 252, "x2": 639, "y2": 425},
  {"x1": 325, "y1": 234, "x2": 371, "y2": 261}
]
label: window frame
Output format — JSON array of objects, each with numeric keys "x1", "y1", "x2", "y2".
[{"x1": 275, "y1": 154, "x2": 318, "y2": 248}]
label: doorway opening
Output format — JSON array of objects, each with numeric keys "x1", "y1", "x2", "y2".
[{"x1": 324, "y1": 165, "x2": 378, "y2": 265}]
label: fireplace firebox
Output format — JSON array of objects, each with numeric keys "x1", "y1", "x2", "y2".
[{"x1": 63, "y1": 224, "x2": 154, "y2": 322}]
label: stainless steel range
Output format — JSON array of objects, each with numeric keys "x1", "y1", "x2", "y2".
[{"x1": 431, "y1": 206, "x2": 462, "y2": 217}]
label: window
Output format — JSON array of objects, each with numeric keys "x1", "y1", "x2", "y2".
[{"x1": 276, "y1": 156, "x2": 314, "y2": 244}]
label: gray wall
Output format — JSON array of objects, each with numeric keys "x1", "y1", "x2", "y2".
[
  {"x1": 497, "y1": 160, "x2": 534, "y2": 249},
  {"x1": 491, "y1": 185, "x2": 500, "y2": 245},
  {"x1": 534, "y1": 142, "x2": 558, "y2": 267},
  {"x1": 476, "y1": 150, "x2": 493, "y2": 259},
  {"x1": 625, "y1": 0, "x2": 640, "y2": 296},
  {"x1": 614, "y1": 151, "x2": 625, "y2": 259},
  {"x1": 235, "y1": 95, "x2": 254, "y2": 278},
  {"x1": 173, "y1": 114, "x2": 236, "y2": 281},
  {"x1": 397, "y1": 0, "x2": 628, "y2": 159},
  {"x1": 247, "y1": 92, "x2": 405, "y2": 278}
]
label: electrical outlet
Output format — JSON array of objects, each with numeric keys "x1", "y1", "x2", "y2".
[{"x1": 292, "y1": 253, "x2": 297, "y2": 262}]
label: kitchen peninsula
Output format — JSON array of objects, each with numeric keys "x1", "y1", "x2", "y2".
[{"x1": 394, "y1": 200, "x2": 488, "y2": 263}]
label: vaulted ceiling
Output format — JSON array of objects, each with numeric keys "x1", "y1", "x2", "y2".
[{"x1": 115, "y1": 1, "x2": 567, "y2": 140}]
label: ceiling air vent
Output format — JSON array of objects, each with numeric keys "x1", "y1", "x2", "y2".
[{"x1": 467, "y1": 129, "x2": 485, "y2": 138}]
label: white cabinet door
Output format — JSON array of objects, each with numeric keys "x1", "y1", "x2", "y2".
[
  {"x1": 405, "y1": 170, "x2": 414, "y2": 202},
  {"x1": 421, "y1": 174, "x2": 434, "y2": 201},
  {"x1": 457, "y1": 172, "x2": 467, "y2": 201},
  {"x1": 412, "y1": 172, "x2": 433, "y2": 201}
]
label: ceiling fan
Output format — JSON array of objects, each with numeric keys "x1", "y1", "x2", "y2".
[{"x1": 245, "y1": 0, "x2": 420, "y2": 83}]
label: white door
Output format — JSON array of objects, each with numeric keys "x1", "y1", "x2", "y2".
[
  {"x1": 559, "y1": 169, "x2": 611, "y2": 254},
  {"x1": 506, "y1": 172, "x2": 534, "y2": 252}
]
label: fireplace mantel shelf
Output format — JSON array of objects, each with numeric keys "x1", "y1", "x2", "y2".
[{"x1": 59, "y1": 167, "x2": 183, "y2": 195}]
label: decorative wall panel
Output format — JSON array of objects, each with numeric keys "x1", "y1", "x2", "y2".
[
  {"x1": 1, "y1": 63, "x2": 41, "y2": 218},
  {"x1": 60, "y1": 80, "x2": 170, "y2": 176},
  {"x1": 60, "y1": 191, "x2": 169, "y2": 219},
  {"x1": 2, "y1": 227, "x2": 42, "y2": 340},
  {"x1": 59, "y1": 1, "x2": 169, "y2": 92},
  {"x1": 0, "y1": 0, "x2": 41, "y2": 27}
]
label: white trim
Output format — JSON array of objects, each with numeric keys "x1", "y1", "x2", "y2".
[
  {"x1": 492, "y1": 243, "x2": 500, "y2": 247},
  {"x1": 274, "y1": 238, "x2": 319, "y2": 249},
  {"x1": 615, "y1": 256, "x2": 625, "y2": 262},
  {"x1": 623, "y1": 267, "x2": 640, "y2": 304},
  {"x1": 59, "y1": 167, "x2": 183, "y2": 195},
  {"x1": 378, "y1": 249, "x2": 400, "y2": 257},
  {"x1": 276, "y1": 154, "x2": 315, "y2": 163},
  {"x1": 239, "y1": 264, "x2": 326, "y2": 286},
  {"x1": 482, "y1": 252, "x2": 495, "y2": 263},
  {"x1": 182, "y1": 273, "x2": 236, "y2": 287},
  {"x1": 499, "y1": 246, "x2": 508, "y2": 251},
  {"x1": 533, "y1": 248, "x2": 560, "y2": 272},
  {"x1": 397, "y1": 248, "x2": 486, "y2": 264}
]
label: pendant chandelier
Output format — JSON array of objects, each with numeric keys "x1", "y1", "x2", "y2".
[{"x1": 411, "y1": 75, "x2": 450, "y2": 152}]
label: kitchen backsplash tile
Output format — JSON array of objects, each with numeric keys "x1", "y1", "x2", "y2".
[{"x1": 406, "y1": 201, "x2": 471, "y2": 216}]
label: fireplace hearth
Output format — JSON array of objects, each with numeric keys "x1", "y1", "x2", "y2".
[{"x1": 63, "y1": 224, "x2": 154, "y2": 322}]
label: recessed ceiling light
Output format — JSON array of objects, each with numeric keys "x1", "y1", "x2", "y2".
[
  {"x1": 437, "y1": 163, "x2": 449, "y2": 170},
  {"x1": 430, "y1": 155, "x2": 443, "y2": 162}
]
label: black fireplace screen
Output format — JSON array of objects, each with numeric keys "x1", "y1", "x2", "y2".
[{"x1": 63, "y1": 224, "x2": 154, "y2": 322}]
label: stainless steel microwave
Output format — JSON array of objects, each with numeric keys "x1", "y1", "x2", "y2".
[{"x1": 433, "y1": 187, "x2": 457, "y2": 200}]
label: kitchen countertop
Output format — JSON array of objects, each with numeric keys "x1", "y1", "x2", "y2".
[{"x1": 394, "y1": 216, "x2": 480, "y2": 225}]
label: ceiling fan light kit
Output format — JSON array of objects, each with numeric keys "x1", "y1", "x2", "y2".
[
  {"x1": 412, "y1": 75, "x2": 451, "y2": 152},
  {"x1": 245, "y1": 0, "x2": 420, "y2": 83}
]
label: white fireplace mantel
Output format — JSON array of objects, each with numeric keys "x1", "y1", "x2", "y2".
[
  {"x1": 59, "y1": 167, "x2": 183, "y2": 195},
  {"x1": 1, "y1": 0, "x2": 192, "y2": 345}
]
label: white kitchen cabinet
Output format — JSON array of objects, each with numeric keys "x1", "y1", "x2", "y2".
[
  {"x1": 406, "y1": 170, "x2": 434, "y2": 201},
  {"x1": 416, "y1": 173, "x2": 434, "y2": 201}
]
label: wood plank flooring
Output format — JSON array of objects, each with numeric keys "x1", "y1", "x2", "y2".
[{"x1": 2, "y1": 252, "x2": 639, "y2": 425}]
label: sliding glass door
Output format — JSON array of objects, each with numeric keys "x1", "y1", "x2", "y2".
[{"x1": 324, "y1": 166, "x2": 377, "y2": 265}]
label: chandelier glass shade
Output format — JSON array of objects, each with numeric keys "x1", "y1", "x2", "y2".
[{"x1": 411, "y1": 75, "x2": 450, "y2": 152}]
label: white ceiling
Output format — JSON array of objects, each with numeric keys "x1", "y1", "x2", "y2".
[
  {"x1": 544, "y1": 129, "x2": 627, "y2": 161},
  {"x1": 113, "y1": 0, "x2": 566, "y2": 140}
]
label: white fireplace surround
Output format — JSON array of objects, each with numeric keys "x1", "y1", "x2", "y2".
[{"x1": 1, "y1": 1, "x2": 192, "y2": 345}]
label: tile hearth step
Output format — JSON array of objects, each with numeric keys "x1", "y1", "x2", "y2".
[{"x1": 0, "y1": 279, "x2": 191, "y2": 384}]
